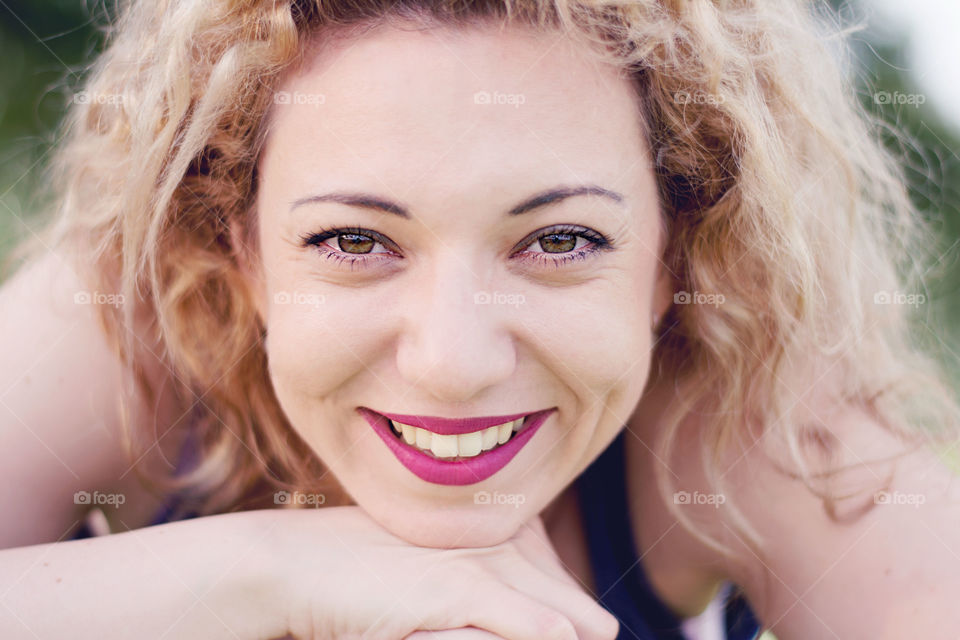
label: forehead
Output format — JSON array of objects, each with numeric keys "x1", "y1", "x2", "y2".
[{"x1": 260, "y1": 21, "x2": 649, "y2": 200}]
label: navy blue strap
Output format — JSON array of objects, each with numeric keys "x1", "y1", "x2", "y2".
[
  {"x1": 575, "y1": 430, "x2": 761, "y2": 640},
  {"x1": 724, "y1": 583, "x2": 762, "y2": 640}
]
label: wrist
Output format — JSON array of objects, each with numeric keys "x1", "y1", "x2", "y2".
[
  {"x1": 244, "y1": 506, "x2": 363, "y2": 639},
  {"x1": 178, "y1": 510, "x2": 294, "y2": 639}
]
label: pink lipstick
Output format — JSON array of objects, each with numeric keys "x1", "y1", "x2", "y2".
[{"x1": 357, "y1": 407, "x2": 556, "y2": 485}]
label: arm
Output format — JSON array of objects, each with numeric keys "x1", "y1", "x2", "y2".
[
  {"x1": 0, "y1": 511, "x2": 284, "y2": 640},
  {"x1": 0, "y1": 506, "x2": 618, "y2": 640}
]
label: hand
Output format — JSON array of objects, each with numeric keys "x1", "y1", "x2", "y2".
[
  {"x1": 253, "y1": 506, "x2": 618, "y2": 640},
  {"x1": 406, "y1": 630, "x2": 508, "y2": 639}
]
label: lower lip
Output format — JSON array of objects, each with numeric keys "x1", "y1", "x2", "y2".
[{"x1": 358, "y1": 408, "x2": 556, "y2": 486}]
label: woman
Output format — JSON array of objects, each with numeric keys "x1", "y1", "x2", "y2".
[{"x1": 1, "y1": 0, "x2": 959, "y2": 638}]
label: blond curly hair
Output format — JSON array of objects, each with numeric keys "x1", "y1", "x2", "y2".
[{"x1": 9, "y1": 0, "x2": 959, "y2": 560}]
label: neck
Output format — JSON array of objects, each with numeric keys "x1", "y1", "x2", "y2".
[{"x1": 620, "y1": 376, "x2": 739, "y2": 618}]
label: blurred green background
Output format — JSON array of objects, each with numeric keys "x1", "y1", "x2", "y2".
[
  {"x1": 0, "y1": 0, "x2": 109, "y2": 262},
  {"x1": 0, "y1": 1, "x2": 956, "y2": 639}
]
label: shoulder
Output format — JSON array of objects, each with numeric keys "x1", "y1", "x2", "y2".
[
  {"x1": 0, "y1": 249, "x2": 183, "y2": 545},
  {"x1": 720, "y1": 392, "x2": 960, "y2": 639}
]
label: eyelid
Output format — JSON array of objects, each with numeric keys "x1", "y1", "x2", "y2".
[{"x1": 300, "y1": 223, "x2": 612, "y2": 269}]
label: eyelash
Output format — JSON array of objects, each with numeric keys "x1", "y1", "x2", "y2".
[{"x1": 298, "y1": 224, "x2": 613, "y2": 270}]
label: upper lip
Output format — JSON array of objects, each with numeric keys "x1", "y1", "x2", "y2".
[{"x1": 364, "y1": 408, "x2": 551, "y2": 435}]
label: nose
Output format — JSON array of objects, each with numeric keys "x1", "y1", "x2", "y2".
[{"x1": 395, "y1": 252, "x2": 517, "y2": 404}]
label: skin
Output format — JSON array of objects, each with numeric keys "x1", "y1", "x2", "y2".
[{"x1": 248, "y1": 20, "x2": 673, "y2": 549}]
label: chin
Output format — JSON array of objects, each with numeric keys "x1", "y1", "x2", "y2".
[{"x1": 369, "y1": 500, "x2": 532, "y2": 549}]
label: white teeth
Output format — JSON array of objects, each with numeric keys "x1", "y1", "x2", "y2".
[
  {"x1": 430, "y1": 433, "x2": 459, "y2": 458},
  {"x1": 389, "y1": 417, "x2": 529, "y2": 459},
  {"x1": 415, "y1": 426, "x2": 432, "y2": 449},
  {"x1": 458, "y1": 432, "x2": 482, "y2": 457},
  {"x1": 481, "y1": 426, "x2": 499, "y2": 451}
]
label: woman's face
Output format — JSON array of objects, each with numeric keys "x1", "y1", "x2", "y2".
[{"x1": 252, "y1": 21, "x2": 672, "y2": 547}]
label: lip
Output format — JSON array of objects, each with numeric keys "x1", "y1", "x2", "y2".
[{"x1": 357, "y1": 407, "x2": 557, "y2": 486}]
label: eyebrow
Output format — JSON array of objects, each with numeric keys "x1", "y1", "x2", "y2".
[{"x1": 288, "y1": 184, "x2": 624, "y2": 218}]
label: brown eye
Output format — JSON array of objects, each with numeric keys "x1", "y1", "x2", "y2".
[
  {"x1": 301, "y1": 226, "x2": 398, "y2": 263},
  {"x1": 512, "y1": 224, "x2": 612, "y2": 268},
  {"x1": 338, "y1": 233, "x2": 376, "y2": 254},
  {"x1": 538, "y1": 233, "x2": 577, "y2": 253}
]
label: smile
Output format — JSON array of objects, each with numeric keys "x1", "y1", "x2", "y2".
[
  {"x1": 357, "y1": 407, "x2": 556, "y2": 486},
  {"x1": 389, "y1": 417, "x2": 523, "y2": 459}
]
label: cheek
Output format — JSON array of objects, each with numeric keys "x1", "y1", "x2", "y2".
[
  {"x1": 262, "y1": 287, "x2": 389, "y2": 423},
  {"x1": 261, "y1": 272, "x2": 416, "y2": 458},
  {"x1": 522, "y1": 276, "x2": 652, "y2": 392},
  {"x1": 266, "y1": 303, "x2": 352, "y2": 398},
  {"x1": 262, "y1": 295, "x2": 388, "y2": 475}
]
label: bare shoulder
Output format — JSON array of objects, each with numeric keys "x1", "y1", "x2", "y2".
[
  {"x1": 0, "y1": 249, "x2": 182, "y2": 547},
  {"x1": 719, "y1": 386, "x2": 960, "y2": 639}
]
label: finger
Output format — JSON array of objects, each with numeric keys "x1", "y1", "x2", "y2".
[
  {"x1": 514, "y1": 573, "x2": 619, "y2": 640},
  {"x1": 486, "y1": 548, "x2": 620, "y2": 640},
  {"x1": 405, "y1": 628, "x2": 505, "y2": 639},
  {"x1": 409, "y1": 574, "x2": 580, "y2": 640},
  {"x1": 510, "y1": 515, "x2": 619, "y2": 639}
]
